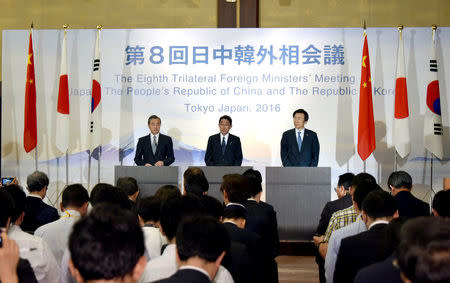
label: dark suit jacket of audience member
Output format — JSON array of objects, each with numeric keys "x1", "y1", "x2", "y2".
[
  {"x1": 354, "y1": 253, "x2": 402, "y2": 283},
  {"x1": 134, "y1": 134, "x2": 175, "y2": 166},
  {"x1": 280, "y1": 128, "x2": 319, "y2": 167},
  {"x1": 21, "y1": 196, "x2": 59, "y2": 233},
  {"x1": 152, "y1": 268, "x2": 211, "y2": 283},
  {"x1": 394, "y1": 191, "x2": 430, "y2": 218},
  {"x1": 315, "y1": 194, "x2": 353, "y2": 236},
  {"x1": 204, "y1": 134, "x2": 243, "y2": 166},
  {"x1": 333, "y1": 223, "x2": 388, "y2": 283},
  {"x1": 222, "y1": 241, "x2": 255, "y2": 283},
  {"x1": 18, "y1": 258, "x2": 38, "y2": 283}
]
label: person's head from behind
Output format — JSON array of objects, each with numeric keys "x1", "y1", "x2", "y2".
[
  {"x1": 350, "y1": 172, "x2": 377, "y2": 196},
  {"x1": 336, "y1": 172, "x2": 355, "y2": 198},
  {"x1": 220, "y1": 174, "x2": 251, "y2": 205},
  {"x1": 26, "y1": 171, "x2": 49, "y2": 197},
  {"x1": 200, "y1": 195, "x2": 224, "y2": 220},
  {"x1": 243, "y1": 169, "x2": 263, "y2": 200},
  {"x1": 292, "y1": 108, "x2": 309, "y2": 130},
  {"x1": 3, "y1": 185, "x2": 27, "y2": 225},
  {"x1": 154, "y1": 185, "x2": 181, "y2": 203},
  {"x1": 380, "y1": 217, "x2": 409, "y2": 258},
  {"x1": 218, "y1": 115, "x2": 232, "y2": 136},
  {"x1": 397, "y1": 217, "x2": 450, "y2": 283},
  {"x1": 90, "y1": 183, "x2": 131, "y2": 210},
  {"x1": 0, "y1": 190, "x2": 15, "y2": 231},
  {"x1": 147, "y1": 115, "x2": 161, "y2": 135},
  {"x1": 116, "y1": 177, "x2": 139, "y2": 202},
  {"x1": 137, "y1": 196, "x2": 161, "y2": 226},
  {"x1": 432, "y1": 190, "x2": 450, "y2": 218},
  {"x1": 387, "y1": 171, "x2": 413, "y2": 196},
  {"x1": 176, "y1": 216, "x2": 229, "y2": 280},
  {"x1": 183, "y1": 167, "x2": 209, "y2": 196},
  {"x1": 68, "y1": 203, "x2": 146, "y2": 283},
  {"x1": 361, "y1": 190, "x2": 398, "y2": 228},
  {"x1": 61, "y1": 184, "x2": 90, "y2": 216},
  {"x1": 222, "y1": 204, "x2": 247, "y2": 228},
  {"x1": 352, "y1": 180, "x2": 382, "y2": 213}
]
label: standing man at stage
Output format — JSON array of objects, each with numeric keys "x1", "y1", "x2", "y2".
[
  {"x1": 280, "y1": 109, "x2": 320, "y2": 167},
  {"x1": 134, "y1": 115, "x2": 175, "y2": 166},
  {"x1": 205, "y1": 115, "x2": 243, "y2": 166}
]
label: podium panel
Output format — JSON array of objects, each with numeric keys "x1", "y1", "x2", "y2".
[
  {"x1": 266, "y1": 167, "x2": 331, "y2": 241},
  {"x1": 114, "y1": 166, "x2": 179, "y2": 198},
  {"x1": 192, "y1": 166, "x2": 253, "y2": 201}
]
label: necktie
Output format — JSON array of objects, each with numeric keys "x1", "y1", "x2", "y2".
[
  {"x1": 221, "y1": 137, "x2": 226, "y2": 154},
  {"x1": 297, "y1": 131, "x2": 302, "y2": 152},
  {"x1": 152, "y1": 136, "x2": 157, "y2": 155}
]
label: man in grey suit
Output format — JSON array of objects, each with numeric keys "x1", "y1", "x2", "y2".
[{"x1": 280, "y1": 109, "x2": 320, "y2": 167}]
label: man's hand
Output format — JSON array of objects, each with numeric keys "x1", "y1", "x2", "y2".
[
  {"x1": 313, "y1": 235, "x2": 324, "y2": 247},
  {"x1": 154, "y1": 161, "x2": 164, "y2": 167},
  {"x1": 319, "y1": 242, "x2": 328, "y2": 259},
  {"x1": 145, "y1": 163, "x2": 153, "y2": 166},
  {"x1": 0, "y1": 231, "x2": 19, "y2": 283}
]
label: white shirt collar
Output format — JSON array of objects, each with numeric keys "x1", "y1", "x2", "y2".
[
  {"x1": 28, "y1": 194, "x2": 42, "y2": 199},
  {"x1": 151, "y1": 133, "x2": 160, "y2": 140},
  {"x1": 226, "y1": 202, "x2": 245, "y2": 208},
  {"x1": 368, "y1": 220, "x2": 389, "y2": 230},
  {"x1": 179, "y1": 265, "x2": 211, "y2": 280},
  {"x1": 220, "y1": 133, "x2": 229, "y2": 144},
  {"x1": 295, "y1": 128, "x2": 305, "y2": 139},
  {"x1": 61, "y1": 209, "x2": 81, "y2": 218}
]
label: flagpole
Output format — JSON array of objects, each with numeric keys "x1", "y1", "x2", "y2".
[
  {"x1": 88, "y1": 151, "x2": 91, "y2": 191},
  {"x1": 394, "y1": 151, "x2": 398, "y2": 172},
  {"x1": 394, "y1": 24, "x2": 402, "y2": 173},
  {"x1": 430, "y1": 153, "x2": 434, "y2": 194},
  {"x1": 363, "y1": 160, "x2": 366, "y2": 173},
  {"x1": 63, "y1": 24, "x2": 69, "y2": 187},
  {"x1": 97, "y1": 146, "x2": 101, "y2": 184}
]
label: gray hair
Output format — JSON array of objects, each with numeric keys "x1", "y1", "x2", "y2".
[{"x1": 27, "y1": 171, "x2": 49, "y2": 192}]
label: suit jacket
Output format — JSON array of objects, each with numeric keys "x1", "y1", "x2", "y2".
[
  {"x1": 354, "y1": 253, "x2": 402, "y2": 283},
  {"x1": 315, "y1": 194, "x2": 353, "y2": 236},
  {"x1": 222, "y1": 241, "x2": 255, "y2": 283},
  {"x1": 204, "y1": 134, "x2": 243, "y2": 166},
  {"x1": 152, "y1": 268, "x2": 211, "y2": 283},
  {"x1": 134, "y1": 133, "x2": 175, "y2": 166},
  {"x1": 21, "y1": 196, "x2": 59, "y2": 234},
  {"x1": 333, "y1": 223, "x2": 388, "y2": 283},
  {"x1": 18, "y1": 258, "x2": 38, "y2": 283},
  {"x1": 394, "y1": 191, "x2": 430, "y2": 218},
  {"x1": 280, "y1": 128, "x2": 319, "y2": 167}
]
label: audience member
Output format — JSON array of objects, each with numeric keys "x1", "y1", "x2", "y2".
[
  {"x1": 183, "y1": 167, "x2": 209, "y2": 196},
  {"x1": 220, "y1": 174, "x2": 251, "y2": 205},
  {"x1": 68, "y1": 204, "x2": 147, "y2": 283},
  {"x1": 21, "y1": 171, "x2": 59, "y2": 233},
  {"x1": 431, "y1": 190, "x2": 450, "y2": 217},
  {"x1": 334, "y1": 190, "x2": 397, "y2": 283},
  {"x1": 90, "y1": 183, "x2": 131, "y2": 210},
  {"x1": 387, "y1": 171, "x2": 429, "y2": 218},
  {"x1": 4, "y1": 184, "x2": 60, "y2": 282},
  {"x1": 152, "y1": 216, "x2": 229, "y2": 283},
  {"x1": 155, "y1": 185, "x2": 181, "y2": 203},
  {"x1": 116, "y1": 177, "x2": 140, "y2": 212},
  {"x1": 200, "y1": 195, "x2": 224, "y2": 220}
]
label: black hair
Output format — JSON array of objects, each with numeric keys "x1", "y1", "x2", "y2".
[
  {"x1": 184, "y1": 173, "x2": 209, "y2": 196},
  {"x1": 243, "y1": 169, "x2": 263, "y2": 197},
  {"x1": 200, "y1": 195, "x2": 224, "y2": 220},
  {"x1": 219, "y1": 115, "x2": 232, "y2": 126},
  {"x1": 352, "y1": 172, "x2": 377, "y2": 190},
  {"x1": 352, "y1": 180, "x2": 382, "y2": 210},
  {"x1": 137, "y1": 196, "x2": 161, "y2": 223},
  {"x1": 292, "y1": 109, "x2": 309, "y2": 121},
  {"x1": 387, "y1": 171, "x2": 412, "y2": 190},
  {"x1": 176, "y1": 216, "x2": 229, "y2": 263},
  {"x1": 0, "y1": 190, "x2": 15, "y2": 227},
  {"x1": 397, "y1": 217, "x2": 450, "y2": 283},
  {"x1": 154, "y1": 185, "x2": 181, "y2": 203},
  {"x1": 62, "y1": 184, "x2": 89, "y2": 208},
  {"x1": 147, "y1": 115, "x2": 161, "y2": 124},
  {"x1": 90, "y1": 183, "x2": 131, "y2": 210},
  {"x1": 338, "y1": 172, "x2": 355, "y2": 190},
  {"x1": 361, "y1": 190, "x2": 397, "y2": 219},
  {"x1": 223, "y1": 205, "x2": 247, "y2": 220},
  {"x1": 432, "y1": 190, "x2": 450, "y2": 217},
  {"x1": 26, "y1": 171, "x2": 49, "y2": 192},
  {"x1": 69, "y1": 204, "x2": 145, "y2": 281},
  {"x1": 3, "y1": 185, "x2": 26, "y2": 223},
  {"x1": 220, "y1": 174, "x2": 251, "y2": 204},
  {"x1": 159, "y1": 197, "x2": 182, "y2": 241},
  {"x1": 380, "y1": 217, "x2": 408, "y2": 258},
  {"x1": 116, "y1": 177, "x2": 139, "y2": 196}
]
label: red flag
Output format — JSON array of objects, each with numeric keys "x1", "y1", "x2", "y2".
[
  {"x1": 24, "y1": 31, "x2": 37, "y2": 153},
  {"x1": 357, "y1": 32, "x2": 376, "y2": 161}
]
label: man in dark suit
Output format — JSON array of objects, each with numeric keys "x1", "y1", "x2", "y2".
[
  {"x1": 333, "y1": 190, "x2": 398, "y2": 283},
  {"x1": 280, "y1": 109, "x2": 319, "y2": 167},
  {"x1": 204, "y1": 115, "x2": 243, "y2": 166},
  {"x1": 387, "y1": 171, "x2": 429, "y2": 218},
  {"x1": 134, "y1": 115, "x2": 175, "y2": 166},
  {"x1": 21, "y1": 171, "x2": 59, "y2": 233},
  {"x1": 153, "y1": 216, "x2": 229, "y2": 283}
]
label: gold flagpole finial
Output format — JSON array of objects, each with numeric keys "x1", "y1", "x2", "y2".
[
  {"x1": 363, "y1": 20, "x2": 366, "y2": 30},
  {"x1": 398, "y1": 25, "x2": 404, "y2": 31},
  {"x1": 97, "y1": 25, "x2": 103, "y2": 30},
  {"x1": 31, "y1": 22, "x2": 34, "y2": 29},
  {"x1": 431, "y1": 24, "x2": 437, "y2": 31},
  {"x1": 63, "y1": 24, "x2": 69, "y2": 30}
]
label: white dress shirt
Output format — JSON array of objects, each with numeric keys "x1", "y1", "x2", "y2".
[
  {"x1": 35, "y1": 209, "x2": 81, "y2": 265},
  {"x1": 220, "y1": 133, "x2": 229, "y2": 145},
  {"x1": 142, "y1": 226, "x2": 167, "y2": 260},
  {"x1": 140, "y1": 244, "x2": 234, "y2": 283},
  {"x1": 9, "y1": 225, "x2": 60, "y2": 283},
  {"x1": 295, "y1": 128, "x2": 305, "y2": 141}
]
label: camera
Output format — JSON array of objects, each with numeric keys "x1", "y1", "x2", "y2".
[{"x1": 1, "y1": 177, "x2": 14, "y2": 186}]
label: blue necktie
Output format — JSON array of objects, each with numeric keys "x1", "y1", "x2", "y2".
[
  {"x1": 297, "y1": 131, "x2": 302, "y2": 152},
  {"x1": 221, "y1": 137, "x2": 226, "y2": 154}
]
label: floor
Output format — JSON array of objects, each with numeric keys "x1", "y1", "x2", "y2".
[{"x1": 277, "y1": 256, "x2": 319, "y2": 283}]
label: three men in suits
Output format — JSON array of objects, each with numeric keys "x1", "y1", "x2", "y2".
[
  {"x1": 280, "y1": 109, "x2": 320, "y2": 167},
  {"x1": 134, "y1": 115, "x2": 175, "y2": 166},
  {"x1": 205, "y1": 115, "x2": 243, "y2": 166}
]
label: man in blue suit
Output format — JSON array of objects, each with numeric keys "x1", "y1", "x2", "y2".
[
  {"x1": 134, "y1": 115, "x2": 175, "y2": 166},
  {"x1": 280, "y1": 109, "x2": 320, "y2": 167},
  {"x1": 204, "y1": 115, "x2": 243, "y2": 166}
]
